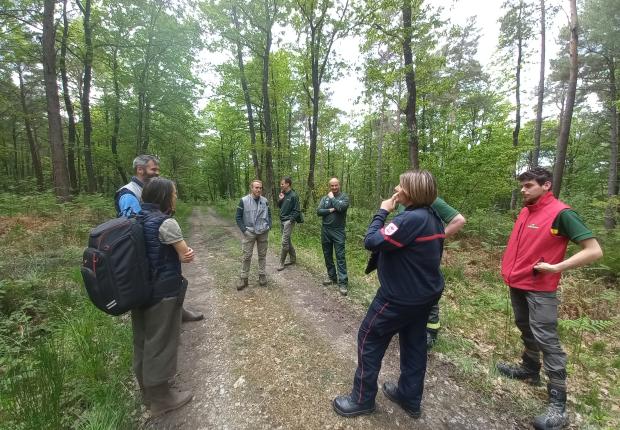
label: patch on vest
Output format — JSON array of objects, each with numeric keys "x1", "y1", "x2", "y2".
[
  {"x1": 384, "y1": 222, "x2": 398, "y2": 235},
  {"x1": 527, "y1": 223, "x2": 539, "y2": 229}
]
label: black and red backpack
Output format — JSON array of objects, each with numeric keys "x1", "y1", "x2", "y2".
[{"x1": 80, "y1": 217, "x2": 151, "y2": 315}]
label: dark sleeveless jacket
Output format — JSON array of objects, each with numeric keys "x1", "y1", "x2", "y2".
[{"x1": 139, "y1": 203, "x2": 183, "y2": 299}]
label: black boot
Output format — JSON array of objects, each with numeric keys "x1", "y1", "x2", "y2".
[
  {"x1": 533, "y1": 384, "x2": 569, "y2": 430},
  {"x1": 382, "y1": 382, "x2": 421, "y2": 418},
  {"x1": 426, "y1": 328, "x2": 438, "y2": 349},
  {"x1": 332, "y1": 395, "x2": 375, "y2": 417},
  {"x1": 496, "y1": 357, "x2": 541, "y2": 385},
  {"x1": 181, "y1": 307, "x2": 204, "y2": 322}
]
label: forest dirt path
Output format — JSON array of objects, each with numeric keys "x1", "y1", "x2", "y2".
[{"x1": 144, "y1": 207, "x2": 529, "y2": 429}]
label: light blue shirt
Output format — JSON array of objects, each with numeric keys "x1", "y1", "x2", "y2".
[{"x1": 118, "y1": 193, "x2": 141, "y2": 217}]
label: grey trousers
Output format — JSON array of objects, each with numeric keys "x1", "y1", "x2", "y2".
[
  {"x1": 240, "y1": 230, "x2": 269, "y2": 278},
  {"x1": 131, "y1": 295, "x2": 183, "y2": 387},
  {"x1": 280, "y1": 220, "x2": 296, "y2": 261},
  {"x1": 510, "y1": 288, "x2": 567, "y2": 385}
]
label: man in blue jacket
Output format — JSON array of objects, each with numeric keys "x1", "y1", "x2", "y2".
[{"x1": 115, "y1": 155, "x2": 203, "y2": 322}]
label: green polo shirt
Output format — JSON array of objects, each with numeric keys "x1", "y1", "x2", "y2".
[
  {"x1": 397, "y1": 197, "x2": 459, "y2": 225},
  {"x1": 552, "y1": 210, "x2": 594, "y2": 243}
]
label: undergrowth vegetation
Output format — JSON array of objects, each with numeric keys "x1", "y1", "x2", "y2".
[
  {"x1": 214, "y1": 198, "x2": 619, "y2": 428},
  {"x1": 0, "y1": 193, "x2": 138, "y2": 429},
  {"x1": 0, "y1": 193, "x2": 193, "y2": 429}
]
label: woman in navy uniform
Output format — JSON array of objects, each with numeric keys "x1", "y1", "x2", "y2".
[{"x1": 333, "y1": 170, "x2": 445, "y2": 420}]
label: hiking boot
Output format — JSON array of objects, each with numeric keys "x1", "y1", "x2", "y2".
[
  {"x1": 146, "y1": 383, "x2": 193, "y2": 417},
  {"x1": 338, "y1": 285, "x2": 348, "y2": 296},
  {"x1": 382, "y1": 381, "x2": 422, "y2": 418},
  {"x1": 237, "y1": 277, "x2": 248, "y2": 291},
  {"x1": 137, "y1": 376, "x2": 150, "y2": 407},
  {"x1": 277, "y1": 253, "x2": 287, "y2": 271},
  {"x1": 426, "y1": 328, "x2": 438, "y2": 349},
  {"x1": 496, "y1": 361, "x2": 541, "y2": 385},
  {"x1": 322, "y1": 277, "x2": 336, "y2": 286},
  {"x1": 287, "y1": 249, "x2": 297, "y2": 265},
  {"x1": 332, "y1": 395, "x2": 375, "y2": 417},
  {"x1": 533, "y1": 384, "x2": 569, "y2": 430},
  {"x1": 181, "y1": 308, "x2": 204, "y2": 322},
  {"x1": 258, "y1": 274, "x2": 267, "y2": 287}
]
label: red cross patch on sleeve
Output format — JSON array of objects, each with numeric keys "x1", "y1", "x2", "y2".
[{"x1": 384, "y1": 222, "x2": 398, "y2": 235}]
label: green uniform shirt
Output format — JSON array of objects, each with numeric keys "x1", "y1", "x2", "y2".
[
  {"x1": 317, "y1": 192, "x2": 349, "y2": 229},
  {"x1": 397, "y1": 197, "x2": 459, "y2": 225},
  {"x1": 552, "y1": 209, "x2": 594, "y2": 243},
  {"x1": 431, "y1": 197, "x2": 459, "y2": 224},
  {"x1": 278, "y1": 189, "x2": 300, "y2": 222}
]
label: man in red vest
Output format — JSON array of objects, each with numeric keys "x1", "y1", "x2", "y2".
[{"x1": 498, "y1": 167, "x2": 602, "y2": 430}]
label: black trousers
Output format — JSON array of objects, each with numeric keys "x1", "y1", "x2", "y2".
[{"x1": 351, "y1": 294, "x2": 437, "y2": 408}]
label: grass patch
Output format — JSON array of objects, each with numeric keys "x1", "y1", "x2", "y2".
[{"x1": 0, "y1": 193, "x2": 144, "y2": 429}]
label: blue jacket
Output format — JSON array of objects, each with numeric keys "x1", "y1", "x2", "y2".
[
  {"x1": 115, "y1": 177, "x2": 144, "y2": 217},
  {"x1": 364, "y1": 207, "x2": 445, "y2": 305}
]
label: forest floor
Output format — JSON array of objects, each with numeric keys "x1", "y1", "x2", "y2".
[{"x1": 141, "y1": 207, "x2": 541, "y2": 429}]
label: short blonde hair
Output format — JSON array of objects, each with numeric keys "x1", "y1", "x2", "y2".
[
  {"x1": 399, "y1": 170, "x2": 437, "y2": 208},
  {"x1": 250, "y1": 179, "x2": 263, "y2": 188}
]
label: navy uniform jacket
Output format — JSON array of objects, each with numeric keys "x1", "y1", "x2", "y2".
[{"x1": 364, "y1": 206, "x2": 445, "y2": 306}]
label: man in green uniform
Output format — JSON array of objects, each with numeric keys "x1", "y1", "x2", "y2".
[
  {"x1": 426, "y1": 198, "x2": 466, "y2": 347},
  {"x1": 317, "y1": 177, "x2": 350, "y2": 296},
  {"x1": 277, "y1": 176, "x2": 300, "y2": 271},
  {"x1": 391, "y1": 198, "x2": 465, "y2": 347}
]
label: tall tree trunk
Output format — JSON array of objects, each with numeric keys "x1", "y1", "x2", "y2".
[
  {"x1": 552, "y1": 0, "x2": 578, "y2": 197},
  {"x1": 261, "y1": 0, "x2": 275, "y2": 202},
  {"x1": 232, "y1": 7, "x2": 261, "y2": 180},
  {"x1": 42, "y1": 0, "x2": 71, "y2": 201},
  {"x1": 299, "y1": 0, "x2": 349, "y2": 208},
  {"x1": 605, "y1": 59, "x2": 618, "y2": 230},
  {"x1": 143, "y1": 95, "x2": 151, "y2": 153},
  {"x1": 136, "y1": 8, "x2": 159, "y2": 155},
  {"x1": 111, "y1": 47, "x2": 128, "y2": 184},
  {"x1": 77, "y1": 0, "x2": 96, "y2": 192},
  {"x1": 11, "y1": 117, "x2": 18, "y2": 179},
  {"x1": 510, "y1": 0, "x2": 525, "y2": 210},
  {"x1": 61, "y1": 0, "x2": 78, "y2": 193},
  {"x1": 532, "y1": 0, "x2": 546, "y2": 167},
  {"x1": 271, "y1": 67, "x2": 282, "y2": 180},
  {"x1": 376, "y1": 110, "x2": 385, "y2": 202},
  {"x1": 304, "y1": 24, "x2": 320, "y2": 209},
  {"x1": 17, "y1": 66, "x2": 44, "y2": 190},
  {"x1": 402, "y1": 0, "x2": 419, "y2": 169}
]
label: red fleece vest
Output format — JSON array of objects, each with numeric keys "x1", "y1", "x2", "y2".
[{"x1": 501, "y1": 192, "x2": 570, "y2": 292}]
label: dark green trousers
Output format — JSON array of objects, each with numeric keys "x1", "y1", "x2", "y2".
[{"x1": 321, "y1": 227, "x2": 347, "y2": 286}]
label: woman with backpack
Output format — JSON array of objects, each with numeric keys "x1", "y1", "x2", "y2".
[
  {"x1": 333, "y1": 170, "x2": 445, "y2": 421},
  {"x1": 132, "y1": 177, "x2": 195, "y2": 416}
]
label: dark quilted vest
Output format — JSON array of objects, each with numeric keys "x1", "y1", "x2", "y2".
[{"x1": 139, "y1": 203, "x2": 182, "y2": 282}]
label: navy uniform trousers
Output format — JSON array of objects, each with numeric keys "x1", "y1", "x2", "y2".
[{"x1": 351, "y1": 294, "x2": 438, "y2": 409}]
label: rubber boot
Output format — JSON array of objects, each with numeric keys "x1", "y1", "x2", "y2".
[
  {"x1": 237, "y1": 277, "x2": 248, "y2": 291},
  {"x1": 286, "y1": 248, "x2": 296, "y2": 265},
  {"x1": 496, "y1": 356, "x2": 541, "y2": 385},
  {"x1": 258, "y1": 274, "x2": 267, "y2": 287},
  {"x1": 426, "y1": 328, "x2": 438, "y2": 349},
  {"x1": 137, "y1": 376, "x2": 150, "y2": 407},
  {"x1": 181, "y1": 308, "x2": 204, "y2": 322},
  {"x1": 146, "y1": 382, "x2": 193, "y2": 417},
  {"x1": 533, "y1": 383, "x2": 569, "y2": 430},
  {"x1": 277, "y1": 251, "x2": 287, "y2": 271}
]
